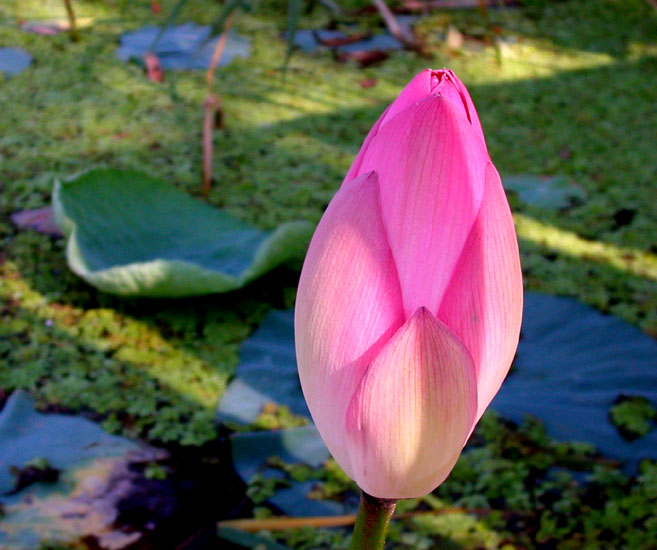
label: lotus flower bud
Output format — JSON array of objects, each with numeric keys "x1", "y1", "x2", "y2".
[{"x1": 295, "y1": 69, "x2": 523, "y2": 499}]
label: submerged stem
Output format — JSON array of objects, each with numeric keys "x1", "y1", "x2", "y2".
[{"x1": 350, "y1": 491, "x2": 397, "y2": 550}]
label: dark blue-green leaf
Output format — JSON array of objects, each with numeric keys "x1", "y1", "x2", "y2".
[
  {"x1": 0, "y1": 48, "x2": 32, "y2": 76},
  {"x1": 230, "y1": 426, "x2": 347, "y2": 516},
  {"x1": 503, "y1": 174, "x2": 586, "y2": 209},
  {"x1": 218, "y1": 309, "x2": 307, "y2": 424},
  {"x1": 492, "y1": 292, "x2": 657, "y2": 466},
  {"x1": 117, "y1": 23, "x2": 250, "y2": 69}
]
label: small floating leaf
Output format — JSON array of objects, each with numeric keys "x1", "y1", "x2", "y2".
[
  {"x1": 230, "y1": 427, "x2": 347, "y2": 516},
  {"x1": 0, "y1": 48, "x2": 32, "y2": 76},
  {"x1": 116, "y1": 23, "x2": 250, "y2": 69},
  {"x1": 288, "y1": 28, "x2": 404, "y2": 60},
  {"x1": 503, "y1": 174, "x2": 586, "y2": 209},
  {"x1": 231, "y1": 426, "x2": 329, "y2": 482}
]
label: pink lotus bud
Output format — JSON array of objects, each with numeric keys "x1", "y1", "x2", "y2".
[{"x1": 295, "y1": 69, "x2": 523, "y2": 499}]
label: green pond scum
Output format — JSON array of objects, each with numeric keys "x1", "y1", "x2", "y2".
[
  {"x1": 0, "y1": 0, "x2": 656, "y2": 548},
  {"x1": 609, "y1": 396, "x2": 657, "y2": 441}
]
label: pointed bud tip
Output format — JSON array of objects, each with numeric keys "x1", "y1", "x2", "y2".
[
  {"x1": 406, "y1": 307, "x2": 443, "y2": 339},
  {"x1": 412, "y1": 305, "x2": 432, "y2": 317}
]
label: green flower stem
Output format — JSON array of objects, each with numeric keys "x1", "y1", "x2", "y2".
[{"x1": 350, "y1": 491, "x2": 397, "y2": 550}]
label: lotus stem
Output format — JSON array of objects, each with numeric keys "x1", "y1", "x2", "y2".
[
  {"x1": 62, "y1": 0, "x2": 79, "y2": 41},
  {"x1": 478, "y1": 0, "x2": 489, "y2": 22},
  {"x1": 349, "y1": 491, "x2": 397, "y2": 550},
  {"x1": 205, "y1": 14, "x2": 234, "y2": 89},
  {"x1": 202, "y1": 13, "x2": 233, "y2": 199},
  {"x1": 371, "y1": 0, "x2": 415, "y2": 48}
]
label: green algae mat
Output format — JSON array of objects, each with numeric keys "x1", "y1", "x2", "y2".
[{"x1": 53, "y1": 170, "x2": 313, "y2": 297}]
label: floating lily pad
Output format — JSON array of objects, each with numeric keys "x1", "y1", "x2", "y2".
[
  {"x1": 231, "y1": 426, "x2": 329, "y2": 480},
  {"x1": 492, "y1": 292, "x2": 657, "y2": 466},
  {"x1": 221, "y1": 311, "x2": 344, "y2": 515},
  {"x1": 0, "y1": 391, "x2": 156, "y2": 494},
  {"x1": 230, "y1": 426, "x2": 346, "y2": 516},
  {"x1": 0, "y1": 391, "x2": 164, "y2": 549},
  {"x1": 222, "y1": 292, "x2": 657, "y2": 516},
  {"x1": 289, "y1": 29, "x2": 351, "y2": 53},
  {"x1": 117, "y1": 23, "x2": 251, "y2": 69},
  {"x1": 337, "y1": 33, "x2": 403, "y2": 54},
  {"x1": 503, "y1": 174, "x2": 586, "y2": 209},
  {"x1": 218, "y1": 309, "x2": 308, "y2": 424},
  {"x1": 53, "y1": 170, "x2": 313, "y2": 297},
  {"x1": 289, "y1": 29, "x2": 403, "y2": 55},
  {"x1": 0, "y1": 48, "x2": 32, "y2": 76},
  {"x1": 269, "y1": 480, "x2": 346, "y2": 516}
]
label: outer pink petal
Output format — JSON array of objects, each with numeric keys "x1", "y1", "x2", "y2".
[
  {"x1": 377, "y1": 70, "x2": 438, "y2": 126},
  {"x1": 295, "y1": 172, "x2": 404, "y2": 477},
  {"x1": 343, "y1": 104, "x2": 392, "y2": 185},
  {"x1": 344, "y1": 69, "x2": 486, "y2": 183},
  {"x1": 358, "y1": 94, "x2": 488, "y2": 318},
  {"x1": 438, "y1": 163, "x2": 523, "y2": 424},
  {"x1": 343, "y1": 71, "x2": 436, "y2": 184},
  {"x1": 344, "y1": 307, "x2": 477, "y2": 499}
]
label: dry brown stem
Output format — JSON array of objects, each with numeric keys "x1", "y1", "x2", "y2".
[{"x1": 202, "y1": 14, "x2": 234, "y2": 199}]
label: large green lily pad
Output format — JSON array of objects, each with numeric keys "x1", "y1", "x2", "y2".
[{"x1": 52, "y1": 170, "x2": 313, "y2": 297}]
